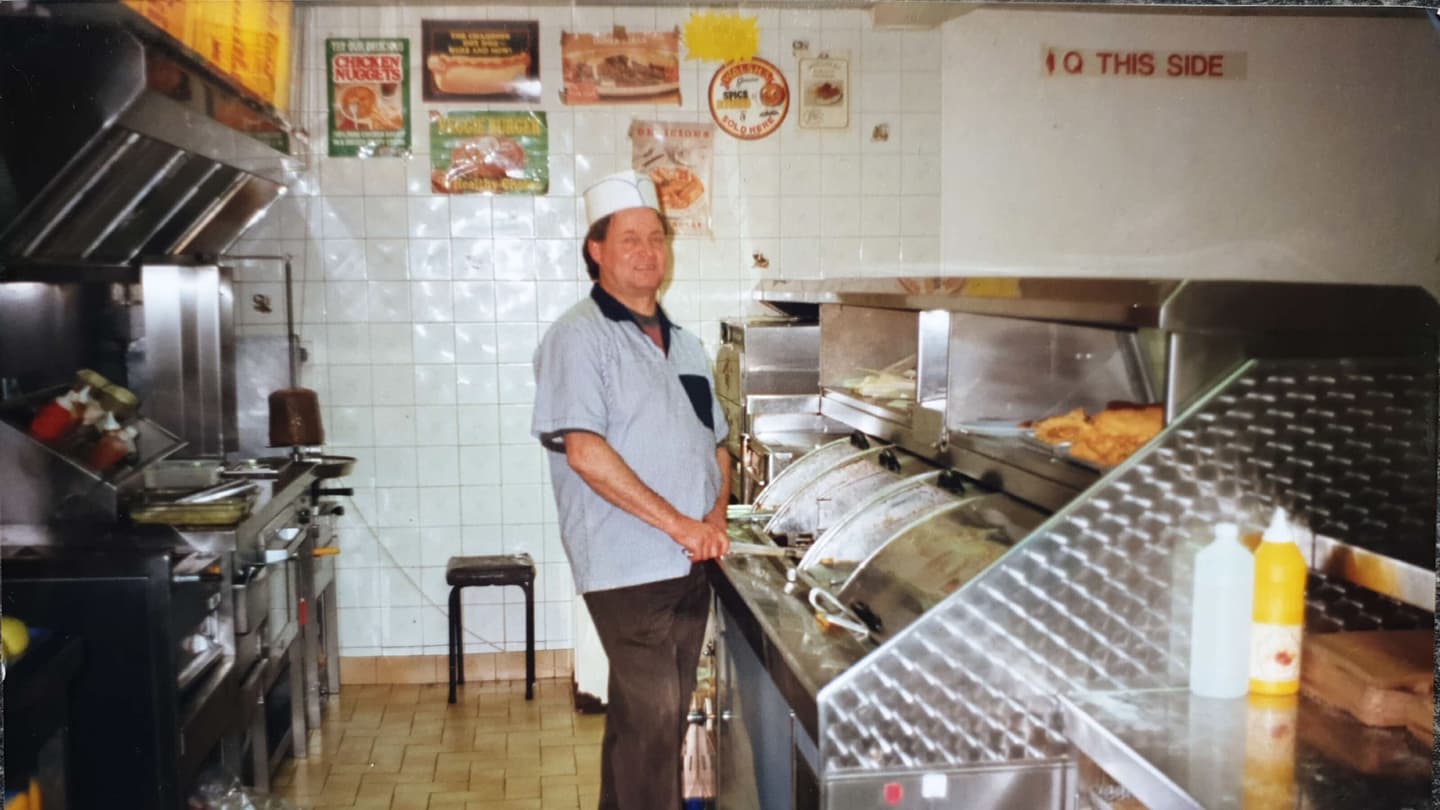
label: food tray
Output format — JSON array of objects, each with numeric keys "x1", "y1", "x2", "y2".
[
  {"x1": 1020, "y1": 432, "x2": 1112, "y2": 473},
  {"x1": 128, "y1": 496, "x2": 253, "y2": 526}
]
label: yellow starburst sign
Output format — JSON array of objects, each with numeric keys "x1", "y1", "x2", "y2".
[{"x1": 683, "y1": 12, "x2": 759, "y2": 63}]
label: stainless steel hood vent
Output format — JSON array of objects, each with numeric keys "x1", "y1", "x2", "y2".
[{"x1": 0, "y1": 15, "x2": 296, "y2": 272}]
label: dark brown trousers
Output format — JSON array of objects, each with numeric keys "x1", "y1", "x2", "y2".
[{"x1": 582, "y1": 563, "x2": 710, "y2": 810}]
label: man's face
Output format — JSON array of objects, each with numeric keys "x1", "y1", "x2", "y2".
[{"x1": 588, "y1": 207, "x2": 668, "y2": 299}]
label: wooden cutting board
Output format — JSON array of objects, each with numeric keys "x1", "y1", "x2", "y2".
[{"x1": 1300, "y1": 630, "x2": 1434, "y2": 741}]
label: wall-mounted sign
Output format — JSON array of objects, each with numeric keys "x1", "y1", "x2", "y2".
[
  {"x1": 797, "y1": 52, "x2": 848, "y2": 130},
  {"x1": 422, "y1": 20, "x2": 541, "y2": 102},
  {"x1": 708, "y1": 58, "x2": 788, "y2": 140},
  {"x1": 682, "y1": 11, "x2": 759, "y2": 63},
  {"x1": 631, "y1": 120, "x2": 715, "y2": 237},
  {"x1": 122, "y1": 0, "x2": 294, "y2": 110},
  {"x1": 327, "y1": 38, "x2": 410, "y2": 158},
  {"x1": 1042, "y1": 47, "x2": 1247, "y2": 80},
  {"x1": 561, "y1": 29, "x2": 682, "y2": 106},
  {"x1": 429, "y1": 111, "x2": 549, "y2": 195}
]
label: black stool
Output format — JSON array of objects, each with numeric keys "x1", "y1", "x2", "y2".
[{"x1": 446, "y1": 553, "x2": 536, "y2": 704}]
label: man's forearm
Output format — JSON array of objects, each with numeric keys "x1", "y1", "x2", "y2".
[
  {"x1": 564, "y1": 430, "x2": 731, "y2": 560},
  {"x1": 705, "y1": 446, "x2": 731, "y2": 523},
  {"x1": 564, "y1": 431, "x2": 687, "y2": 534}
]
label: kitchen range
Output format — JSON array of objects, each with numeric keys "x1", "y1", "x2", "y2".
[
  {"x1": 705, "y1": 278, "x2": 1436, "y2": 810},
  {"x1": 0, "y1": 10, "x2": 345, "y2": 808}
]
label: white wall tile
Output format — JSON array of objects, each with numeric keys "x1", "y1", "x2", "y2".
[
  {"x1": 416, "y1": 446, "x2": 460, "y2": 487},
  {"x1": 415, "y1": 405, "x2": 461, "y2": 448},
  {"x1": 414, "y1": 364, "x2": 459, "y2": 405},
  {"x1": 322, "y1": 197, "x2": 367, "y2": 238},
  {"x1": 365, "y1": 196, "x2": 411, "y2": 238},
  {"x1": 497, "y1": 404, "x2": 532, "y2": 446},
  {"x1": 453, "y1": 282, "x2": 497, "y2": 323},
  {"x1": 456, "y1": 364, "x2": 498, "y2": 404},
  {"x1": 454, "y1": 322, "x2": 498, "y2": 364},
  {"x1": 371, "y1": 364, "x2": 417, "y2": 403},
  {"x1": 369, "y1": 323, "x2": 414, "y2": 364},
  {"x1": 457, "y1": 405, "x2": 500, "y2": 445},
  {"x1": 322, "y1": 239, "x2": 367, "y2": 280},
  {"x1": 449, "y1": 196, "x2": 493, "y2": 238},
  {"x1": 410, "y1": 281, "x2": 454, "y2": 322},
  {"x1": 363, "y1": 159, "x2": 408, "y2": 196},
  {"x1": 367, "y1": 281, "x2": 410, "y2": 323},
  {"x1": 366, "y1": 238, "x2": 410, "y2": 280},
  {"x1": 412, "y1": 323, "x2": 456, "y2": 364},
  {"x1": 492, "y1": 197, "x2": 536, "y2": 238},
  {"x1": 408, "y1": 197, "x2": 451, "y2": 239}
]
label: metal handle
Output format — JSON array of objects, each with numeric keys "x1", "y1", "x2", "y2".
[
  {"x1": 808, "y1": 587, "x2": 870, "y2": 638},
  {"x1": 175, "y1": 479, "x2": 257, "y2": 504}
]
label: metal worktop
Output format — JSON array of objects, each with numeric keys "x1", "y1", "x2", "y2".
[
  {"x1": 710, "y1": 525, "x2": 875, "y2": 740},
  {"x1": 1059, "y1": 689, "x2": 1432, "y2": 810}
]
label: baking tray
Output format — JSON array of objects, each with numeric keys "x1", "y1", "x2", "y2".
[
  {"x1": 129, "y1": 495, "x2": 253, "y2": 526},
  {"x1": 1020, "y1": 432, "x2": 1111, "y2": 473}
]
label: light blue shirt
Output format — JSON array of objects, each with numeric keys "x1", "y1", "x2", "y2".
[{"x1": 532, "y1": 285, "x2": 727, "y2": 593}]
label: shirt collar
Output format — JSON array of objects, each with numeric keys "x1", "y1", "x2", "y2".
[{"x1": 590, "y1": 284, "x2": 675, "y2": 347}]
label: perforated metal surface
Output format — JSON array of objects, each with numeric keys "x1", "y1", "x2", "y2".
[{"x1": 816, "y1": 358, "x2": 1437, "y2": 775}]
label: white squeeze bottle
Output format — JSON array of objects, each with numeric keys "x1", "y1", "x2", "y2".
[{"x1": 1189, "y1": 522, "x2": 1255, "y2": 698}]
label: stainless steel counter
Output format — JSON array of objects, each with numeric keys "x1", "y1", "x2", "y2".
[
  {"x1": 1059, "y1": 689, "x2": 1432, "y2": 810},
  {"x1": 710, "y1": 525, "x2": 875, "y2": 740}
]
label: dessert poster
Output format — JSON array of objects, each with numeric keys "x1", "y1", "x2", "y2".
[
  {"x1": 560, "y1": 30, "x2": 682, "y2": 107},
  {"x1": 327, "y1": 38, "x2": 410, "y2": 157},
  {"x1": 422, "y1": 20, "x2": 540, "y2": 103},
  {"x1": 797, "y1": 52, "x2": 849, "y2": 130},
  {"x1": 429, "y1": 111, "x2": 549, "y2": 195}
]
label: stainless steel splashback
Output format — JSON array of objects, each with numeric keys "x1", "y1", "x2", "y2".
[
  {"x1": 136, "y1": 265, "x2": 237, "y2": 457},
  {"x1": 815, "y1": 356, "x2": 1435, "y2": 780}
]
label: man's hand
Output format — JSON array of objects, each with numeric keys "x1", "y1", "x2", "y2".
[{"x1": 671, "y1": 515, "x2": 730, "y2": 561}]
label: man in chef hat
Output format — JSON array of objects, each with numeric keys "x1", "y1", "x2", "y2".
[{"x1": 532, "y1": 170, "x2": 730, "y2": 810}]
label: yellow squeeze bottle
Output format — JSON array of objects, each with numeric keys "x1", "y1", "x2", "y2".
[{"x1": 1249, "y1": 507, "x2": 1307, "y2": 695}]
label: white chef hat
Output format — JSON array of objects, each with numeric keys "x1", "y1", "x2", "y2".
[{"x1": 583, "y1": 170, "x2": 661, "y2": 227}]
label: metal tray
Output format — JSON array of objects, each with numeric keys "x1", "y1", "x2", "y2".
[{"x1": 129, "y1": 496, "x2": 253, "y2": 526}]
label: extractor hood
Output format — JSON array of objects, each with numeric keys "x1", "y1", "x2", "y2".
[{"x1": 0, "y1": 14, "x2": 300, "y2": 274}]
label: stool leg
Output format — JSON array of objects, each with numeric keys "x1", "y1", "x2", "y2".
[
  {"x1": 523, "y1": 581, "x2": 535, "y2": 701},
  {"x1": 456, "y1": 587, "x2": 466, "y2": 685},
  {"x1": 448, "y1": 586, "x2": 460, "y2": 704}
]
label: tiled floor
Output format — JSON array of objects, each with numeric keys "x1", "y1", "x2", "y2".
[{"x1": 273, "y1": 679, "x2": 603, "y2": 810}]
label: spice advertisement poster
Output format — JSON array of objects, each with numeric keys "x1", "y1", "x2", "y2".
[
  {"x1": 430, "y1": 111, "x2": 549, "y2": 195},
  {"x1": 422, "y1": 20, "x2": 540, "y2": 102},
  {"x1": 560, "y1": 30, "x2": 682, "y2": 106},
  {"x1": 630, "y1": 120, "x2": 714, "y2": 237},
  {"x1": 708, "y1": 58, "x2": 789, "y2": 140},
  {"x1": 326, "y1": 38, "x2": 410, "y2": 157},
  {"x1": 797, "y1": 52, "x2": 849, "y2": 130}
]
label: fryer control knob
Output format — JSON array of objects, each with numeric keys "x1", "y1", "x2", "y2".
[
  {"x1": 331, "y1": 505, "x2": 346, "y2": 517},
  {"x1": 297, "y1": 508, "x2": 311, "y2": 524}
]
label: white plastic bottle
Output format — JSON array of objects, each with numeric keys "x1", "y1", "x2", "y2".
[{"x1": 1190, "y1": 522, "x2": 1255, "y2": 698}]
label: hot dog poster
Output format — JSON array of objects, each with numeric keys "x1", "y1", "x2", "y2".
[
  {"x1": 630, "y1": 120, "x2": 714, "y2": 237},
  {"x1": 430, "y1": 111, "x2": 549, "y2": 195},
  {"x1": 422, "y1": 20, "x2": 540, "y2": 103},
  {"x1": 560, "y1": 30, "x2": 682, "y2": 107},
  {"x1": 327, "y1": 38, "x2": 411, "y2": 158}
]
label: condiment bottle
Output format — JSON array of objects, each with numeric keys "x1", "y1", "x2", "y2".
[
  {"x1": 88, "y1": 412, "x2": 137, "y2": 472},
  {"x1": 1189, "y1": 522, "x2": 1254, "y2": 698},
  {"x1": 28, "y1": 388, "x2": 84, "y2": 442},
  {"x1": 1249, "y1": 507, "x2": 1307, "y2": 695}
]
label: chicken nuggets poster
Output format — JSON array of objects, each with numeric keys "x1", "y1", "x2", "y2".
[
  {"x1": 430, "y1": 111, "x2": 549, "y2": 195},
  {"x1": 327, "y1": 38, "x2": 411, "y2": 157}
]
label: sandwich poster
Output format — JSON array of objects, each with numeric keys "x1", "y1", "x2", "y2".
[
  {"x1": 422, "y1": 20, "x2": 540, "y2": 103},
  {"x1": 326, "y1": 38, "x2": 410, "y2": 158},
  {"x1": 560, "y1": 30, "x2": 682, "y2": 106},
  {"x1": 429, "y1": 111, "x2": 549, "y2": 195}
]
